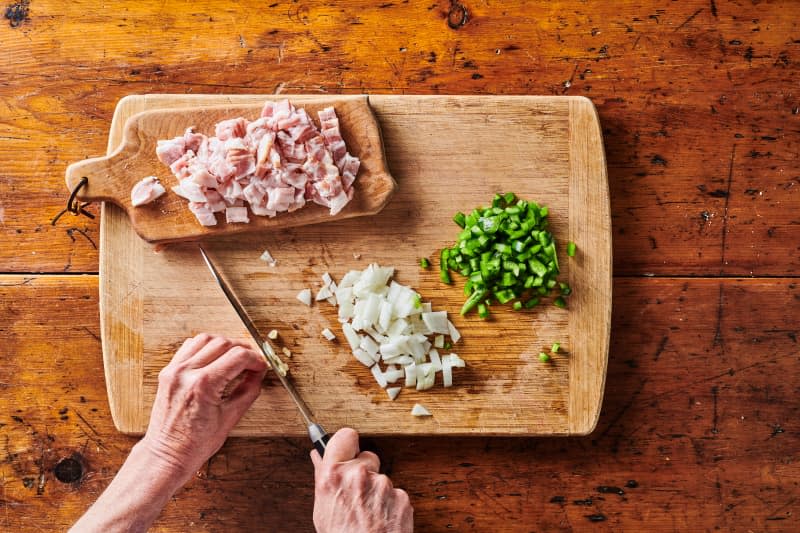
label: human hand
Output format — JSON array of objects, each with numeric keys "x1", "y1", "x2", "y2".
[
  {"x1": 140, "y1": 333, "x2": 268, "y2": 484},
  {"x1": 311, "y1": 428, "x2": 414, "y2": 533}
]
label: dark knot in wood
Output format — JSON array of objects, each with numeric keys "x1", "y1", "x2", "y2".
[
  {"x1": 447, "y1": 1, "x2": 468, "y2": 29},
  {"x1": 54, "y1": 455, "x2": 84, "y2": 484}
]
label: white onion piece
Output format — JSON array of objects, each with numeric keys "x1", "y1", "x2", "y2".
[
  {"x1": 259, "y1": 249, "x2": 277, "y2": 266},
  {"x1": 411, "y1": 404, "x2": 431, "y2": 416},
  {"x1": 447, "y1": 320, "x2": 461, "y2": 343},
  {"x1": 422, "y1": 311, "x2": 450, "y2": 335},
  {"x1": 353, "y1": 348, "x2": 375, "y2": 367},
  {"x1": 339, "y1": 270, "x2": 361, "y2": 288},
  {"x1": 448, "y1": 353, "x2": 466, "y2": 368},
  {"x1": 322, "y1": 328, "x2": 336, "y2": 341},
  {"x1": 415, "y1": 363, "x2": 435, "y2": 391},
  {"x1": 296, "y1": 288, "x2": 312, "y2": 306},
  {"x1": 322, "y1": 272, "x2": 333, "y2": 286},
  {"x1": 404, "y1": 362, "x2": 416, "y2": 387},
  {"x1": 384, "y1": 355, "x2": 413, "y2": 366},
  {"x1": 342, "y1": 323, "x2": 362, "y2": 351},
  {"x1": 429, "y1": 349, "x2": 442, "y2": 372},
  {"x1": 434, "y1": 335, "x2": 444, "y2": 349},
  {"x1": 386, "y1": 387, "x2": 401, "y2": 401},
  {"x1": 360, "y1": 335, "x2": 380, "y2": 360},
  {"x1": 442, "y1": 356, "x2": 453, "y2": 388},
  {"x1": 384, "y1": 367, "x2": 404, "y2": 384},
  {"x1": 316, "y1": 284, "x2": 333, "y2": 301},
  {"x1": 371, "y1": 364, "x2": 387, "y2": 388}
]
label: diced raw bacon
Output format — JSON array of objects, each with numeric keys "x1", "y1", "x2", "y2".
[
  {"x1": 225, "y1": 206, "x2": 250, "y2": 224},
  {"x1": 242, "y1": 182, "x2": 266, "y2": 208},
  {"x1": 288, "y1": 187, "x2": 306, "y2": 212},
  {"x1": 131, "y1": 176, "x2": 166, "y2": 207},
  {"x1": 266, "y1": 186, "x2": 295, "y2": 212},
  {"x1": 156, "y1": 100, "x2": 361, "y2": 225},
  {"x1": 328, "y1": 189, "x2": 351, "y2": 216},
  {"x1": 318, "y1": 107, "x2": 337, "y2": 122},
  {"x1": 188, "y1": 164, "x2": 218, "y2": 188},
  {"x1": 156, "y1": 138, "x2": 186, "y2": 166},
  {"x1": 204, "y1": 190, "x2": 227, "y2": 213},
  {"x1": 169, "y1": 150, "x2": 195, "y2": 180},
  {"x1": 280, "y1": 165, "x2": 308, "y2": 189},
  {"x1": 215, "y1": 118, "x2": 247, "y2": 141},
  {"x1": 188, "y1": 202, "x2": 217, "y2": 226},
  {"x1": 171, "y1": 180, "x2": 206, "y2": 203},
  {"x1": 339, "y1": 152, "x2": 361, "y2": 176},
  {"x1": 260, "y1": 101, "x2": 275, "y2": 118},
  {"x1": 183, "y1": 127, "x2": 205, "y2": 153}
]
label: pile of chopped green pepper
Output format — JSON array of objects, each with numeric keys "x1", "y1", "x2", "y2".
[{"x1": 440, "y1": 192, "x2": 572, "y2": 317}]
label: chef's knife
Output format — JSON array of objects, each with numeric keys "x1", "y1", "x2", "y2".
[{"x1": 198, "y1": 246, "x2": 330, "y2": 456}]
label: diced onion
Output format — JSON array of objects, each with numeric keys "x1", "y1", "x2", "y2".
[
  {"x1": 321, "y1": 328, "x2": 336, "y2": 341},
  {"x1": 434, "y1": 335, "x2": 444, "y2": 349},
  {"x1": 447, "y1": 320, "x2": 461, "y2": 343},
  {"x1": 411, "y1": 404, "x2": 431, "y2": 417},
  {"x1": 342, "y1": 323, "x2": 362, "y2": 351},
  {"x1": 296, "y1": 288, "x2": 312, "y2": 306},
  {"x1": 386, "y1": 387, "x2": 401, "y2": 401},
  {"x1": 422, "y1": 311, "x2": 449, "y2": 335},
  {"x1": 371, "y1": 364, "x2": 388, "y2": 388},
  {"x1": 429, "y1": 349, "x2": 442, "y2": 372},
  {"x1": 259, "y1": 249, "x2": 277, "y2": 266},
  {"x1": 321, "y1": 263, "x2": 467, "y2": 398},
  {"x1": 353, "y1": 348, "x2": 375, "y2": 367}
]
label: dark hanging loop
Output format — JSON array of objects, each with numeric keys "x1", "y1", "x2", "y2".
[{"x1": 51, "y1": 176, "x2": 95, "y2": 225}]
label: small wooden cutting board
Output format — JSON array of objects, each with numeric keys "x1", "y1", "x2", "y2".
[
  {"x1": 65, "y1": 95, "x2": 396, "y2": 243},
  {"x1": 99, "y1": 94, "x2": 611, "y2": 437}
]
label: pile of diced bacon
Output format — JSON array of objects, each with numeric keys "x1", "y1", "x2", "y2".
[{"x1": 153, "y1": 99, "x2": 361, "y2": 226}]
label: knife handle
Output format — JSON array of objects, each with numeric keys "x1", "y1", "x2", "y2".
[{"x1": 308, "y1": 423, "x2": 330, "y2": 457}]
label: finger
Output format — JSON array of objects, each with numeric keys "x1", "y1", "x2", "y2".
[
  {"x1": 190, "y1": 336, "x2": 251, "y2": 368},
  {"x1": 225, "y1": 368, "x2": 267, "y2": 411},
  {"x1": 203, "y1": 346, "x2": 268, "y2": 389},
  {"x1": 322, "y1": 427, "x2": 360, "y2": 465},
  {"x1": 214, "y1": 370, "x2": 266, "y2": 434},
  {"x1": 353, "y1": 450, "x2": 380, "y2": 473},
  {"x1": 310, "y1": 449, "x2": 322, "y2": 469},
  {"x1": 171, "y1": 334, "x2": 211, "y2": 364}
]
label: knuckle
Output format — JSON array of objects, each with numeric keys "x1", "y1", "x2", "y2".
[
  {"x1": 394, "y1": 488, "x2": 410, "y2": 505},
  {"x1": 317, "y1": 466, "x2": 342, "y2": 491},
  {"x1": 227, "y1": 345, "x2": 249, "y2": 358},
  {"x1": 157, "y1": 366, "x2": 175, "y2": 383},
  {"x1": 189, "y1": 372, "x2": 212, "y2": 392},
  {"x1": 376, "y1": 473, "x2": 393, "y2": 491},
  {"x1": 194, "y1": 333, "x2": 213, "y2": 344}
]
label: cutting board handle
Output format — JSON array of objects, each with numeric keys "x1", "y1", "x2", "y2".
[{"x1": 65, "y1": 140, "x2": 137, "y2": 207}]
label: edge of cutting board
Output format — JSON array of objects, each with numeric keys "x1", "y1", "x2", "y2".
[{"x1": 99, "y1": 94, "x2": 611, "y2": 436}]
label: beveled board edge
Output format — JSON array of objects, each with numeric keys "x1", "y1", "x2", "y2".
[
  {"x1": 101, "y1": 95, "x2": 149, "y2": 434},
  {"x1": 568, "y1": 97, "x2": 612, "y2": 435}
]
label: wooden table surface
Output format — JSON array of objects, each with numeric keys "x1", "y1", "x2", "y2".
[{"x1": 1, "y1": 1, "x2": 798, "y2": 531}]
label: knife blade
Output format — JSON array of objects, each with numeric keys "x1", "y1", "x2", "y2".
[{"x1": 198, "y1": 246, "x2": 330, "y2": 456}]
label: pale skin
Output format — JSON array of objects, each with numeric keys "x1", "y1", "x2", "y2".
[{"x1": 71, "y1": 333, "x2": 414, "y2": 533}]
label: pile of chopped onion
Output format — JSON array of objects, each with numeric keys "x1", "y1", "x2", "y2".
[{"x1": 318, "y1": 263, "x2": 465, "y2": 402}]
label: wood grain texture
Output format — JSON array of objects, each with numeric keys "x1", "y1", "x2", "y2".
[
  {"x1": 1, "y1": 1, "x2": 799, "y2": 531},
  {"x1": 101, "y1": 94, "x2": 610, "y2": 436},
  {"x1": 2, "y1": 277, "x2": 798, "y2": 531},
  {"x1": 0, "y1": 1, "x2": 798, "y2": 274},
  {"x1": 66, "y1": 96, "x2": 397, "y2": 243}
]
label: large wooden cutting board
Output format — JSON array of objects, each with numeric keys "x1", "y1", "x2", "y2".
[{"x1": 100, "y1": 94, "x2": 610, "y2": 437}]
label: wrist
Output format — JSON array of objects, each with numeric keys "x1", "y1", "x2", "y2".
[{"x1": 128, "y1": 438, "x2": 194, "y2": 493}]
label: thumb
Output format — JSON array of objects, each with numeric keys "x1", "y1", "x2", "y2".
[
  {"x1": 321, "y1": 427, "x2": 360, "y2": 465},
  {"x1": 310, "y1": 449, "x2": 322, "y2": 469}
]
